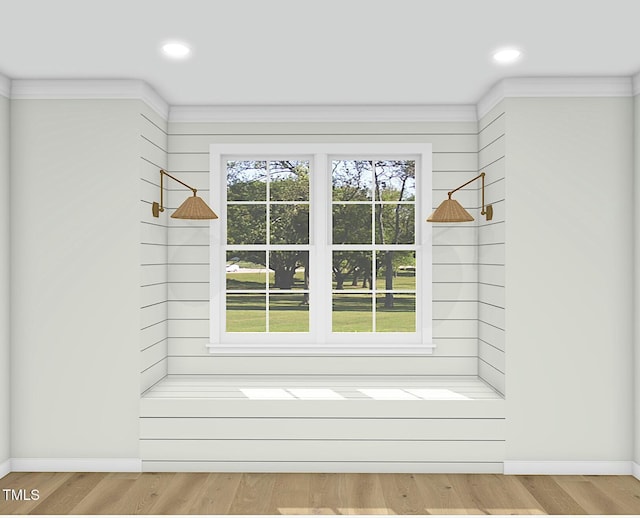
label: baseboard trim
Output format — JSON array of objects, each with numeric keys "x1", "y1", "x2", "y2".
[
  {"x1": 142, "y1": 460, "x2": 503, "y2": 473},
  {"x1": 11, "y1": 458, "x2": 142, "y2": 472},
  {"x1": 0, "y1": 459, "x2": 11, "y2": 479},
  {"x1": 632, "y1": 462, "x2": 640, "y2": 480},
  {"x1": 504, "y1": 460, "x2": 632, "y2": 475}
]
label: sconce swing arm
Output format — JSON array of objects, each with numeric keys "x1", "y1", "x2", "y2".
[
  {"x1": 447, "y1": 172, "x2": 492, "y2": 219},
  {"x1": 152, "y1": 169, "x2": 199, "y2": 217}
]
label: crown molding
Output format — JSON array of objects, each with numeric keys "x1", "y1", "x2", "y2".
[
  {"x1": 169, "y1": 104, "x2": 477, "y2": 123},
  {"x1": 0, "y1": 72, "x2": 10, "y2": 98},
  {"x1": 10, "y1": 79, "x2": 169, "y2": 119},
  {"x1": 477, "y1": 76, "x2": 633, "y2": 119},
  {"x1": 4, "y1": 75, "x2": 638, "y2": 122}
]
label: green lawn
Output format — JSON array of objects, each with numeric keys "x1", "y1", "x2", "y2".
[
  {"x1": 226, "y1": 270, "x2": 415, "y2": 291},
  {"x1": 226, "y1": 291, "x2": 415, "y2": 333},
  {"x1": 341, "y1": 272, "x2": 416, "y2": 291},
  {"x1": 226, "y1": 271, "x2": 306, "y2": 290}
]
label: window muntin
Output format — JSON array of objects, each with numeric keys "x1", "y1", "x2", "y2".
[
  {"x1": 225, "y1": 160, "x2": 310, "y2": 333},
  {"x1": 331, "y1": 159, "x2": 416, "y2": 333},
  {"x1": 209, "y1": 143, "x2": 433, "y2": 353}
]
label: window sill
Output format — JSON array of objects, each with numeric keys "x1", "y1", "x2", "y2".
[{"x1": 206, "y1": 344, "x2": 436, "y2": 356}]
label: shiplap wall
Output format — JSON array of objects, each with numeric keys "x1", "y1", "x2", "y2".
[
  {"x1": 477, "y1": 103, "x2": 506, "y2": 395},
  {"x1": 140, "y1": 105, "x2": 169, "y2": 393},
  {"x1": 140, "y1": 381, "x2": 505, "y2": 473},
  {"x1": 165, "y1": 122, "x2": 481, "y2": 375},
  {"x1": 634, "y1": 91, "x2": 640, "y2": 467},
  {"x1": 0, "y1": 91, "x2": 10, "y2": 469}
]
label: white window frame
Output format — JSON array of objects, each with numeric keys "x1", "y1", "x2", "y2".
[{"x1": 207, "y1": 143, "x2": 434, "y2": 355}]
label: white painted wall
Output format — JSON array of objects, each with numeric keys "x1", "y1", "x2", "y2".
[
  {"x1": 10, "y1": 100, "x2": 141, "y2": 459},
  {"x1": 0, "y1": 90, "x2": 10, "y2": 470},
  {"x1": 504, "y1": 97, "x2": 634, "y2": 462}
]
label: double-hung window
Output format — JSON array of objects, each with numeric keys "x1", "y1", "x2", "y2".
[{"x1": 208, "y1": 144, "x2": 433, "y2": 355}]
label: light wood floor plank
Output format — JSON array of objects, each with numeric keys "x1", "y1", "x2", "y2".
[
  {"x1": 145, "y1": 472, "x2": 210, "y2": 514},
  {"x1": 552, "y1": 477, "x2": 633, "y2": 515},
  {"x1": 337, "y1": 473, "x2": 389, "y2": 515},
  {"x1": 227, "y1": 473, "x2": 277, "y2": 514},
  {"x1": 516, "y1": 475, "x2": 587, "y2": 515},
  {"x1": 378, "y1": 473, "x2": 427, "y2": 515},
  {"x1": 29, "y1": 472, "x2": 106, "y2": 515},
  {"x1": 0, "y1": 473, "x2": 74, "y2": 515},
  {"x1": 412, "y1": 473, "x2": 475, "y2": 515},
  {"x1": 186, "y1": 472, "x2": 243, "y2": 514},
  {"x1": 583, "y1": 475, "x2": 640, "y2": 513},
  {"x1": 68, "y1": 473, "x2": 140, "y2": 515},
  {"x1": 446, "y1": 474, "x2": 546, "y2": 515},
  {"x1": 105, "y1": 472, "x2": 176, "y2": 515},
  {"x1": 308, "y1": 472, "x2": 341, "y2": 515},
  {"x1": 266, "y1": 472, "x2": 312, "y2": 514},
  {"x1": 3, "y1": 472, "x2": 640, "y2": 515}
]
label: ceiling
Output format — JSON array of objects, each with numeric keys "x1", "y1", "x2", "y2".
[{"x1": 1, "y1": 0, "x2": 639, "y2": 106}]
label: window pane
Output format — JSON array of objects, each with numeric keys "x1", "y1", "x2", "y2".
[
  {"x1": 375, "y1": 251, "x2": 416, "y2": 291},
  {"x1": 332, "y1": 204, "x2": 372, "y2": 244},
  {"x1": 227, "y1": 205, "x2": 266, "y2": 244},
  {"x1": 226, "y1": 251, "x2": 267, "y2": 291},
  {"x1": 269, "y1": 251, "x2": 309, "y2": 290},
  {"x1": 270, "y1": 204, "x2": 309, "y2": 244},
  {"x1": 332, "y1": 294, "x2": 373, "y2": 332},
  {"x1": 269, "y1": 160, "x2": 310, "y2": 201},
  {"x1": 269, "y1": 294, "x2": 309, "y2": 332},
  {"x1": 226, "y1": 294, "x2": 266, "y2": 332},
  {"x1": 332, "y1": 251, "x2": 372, "y2": 290},
  {"x1": 374, "y1": 204, "x2": 415, "y2": 244},
  {"x1": 332, "y1": 160, "x2": 373, "y2": 201},
  {"x1": 374, "y1": 160, "x2": 416, "y2": 201},
  {"x1": 227, "y1": 161, "x2": 267, "y2": 201},
  {"x1": 376, "y1": 294, "x2": 416, "y2": 332}
]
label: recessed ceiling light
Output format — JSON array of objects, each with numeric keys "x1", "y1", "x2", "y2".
[
  {"x1": 162, "y1": 42, "x2": 191, "y2": 59},
  {"x1": 493, "y1": 48, "x2": 522, "y2": 64}
]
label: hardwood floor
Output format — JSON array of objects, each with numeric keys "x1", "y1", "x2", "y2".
[{"x1": 1, "y1": 472, "x2": 640, "y2": 515}]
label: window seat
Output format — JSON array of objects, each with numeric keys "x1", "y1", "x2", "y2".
[
  {"x1": 142, "y1": 374, "x2": 502, "y2": 401},
  {"x1": 140, "y1": 375, "x2": 505, "y2": 473}
]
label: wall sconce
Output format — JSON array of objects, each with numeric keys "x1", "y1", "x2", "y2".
[
  {"x1": 152, "y1": 169, "x2": 218, "y2": 220},
  {"x1": 427, "y1": 172, "x2": 493, "y2": 223}
]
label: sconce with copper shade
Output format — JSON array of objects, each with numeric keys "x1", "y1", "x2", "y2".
[
  {"x1": 427, "y1": 172, "x2": 493, "y2": 223},
  {"x1": 152, "y1": 169, "x2": 218, "y2": 220}
]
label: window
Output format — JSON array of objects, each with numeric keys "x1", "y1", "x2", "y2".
[{"x1": 209, "y1": 144, "x2": 433, "y2": 355}]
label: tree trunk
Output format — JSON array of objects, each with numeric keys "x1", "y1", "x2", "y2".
[
  {"x1": 302, "y1": 257, "x2": 309, "y2": 305},
  {"x1": 274, "y1": 267, "x2": 295, "y2": 290}
]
